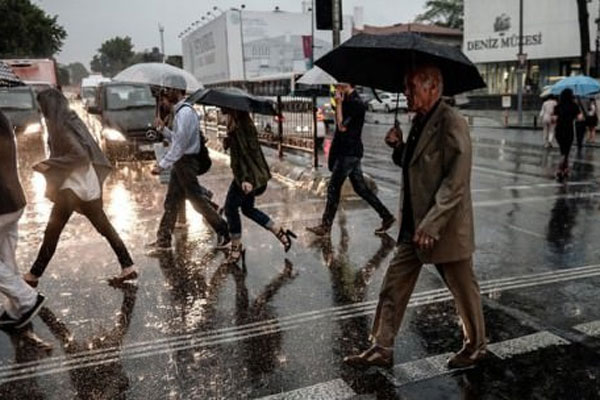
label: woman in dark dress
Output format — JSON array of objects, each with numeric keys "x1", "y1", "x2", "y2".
[
  {"x1": 23, "y1": 89, "x2": 137, "y2": 287},
  {"x1": 553, "y1": 88, "x2": 583, "y2": 179},
  {"x1": 221, "y1": 109, "x2": 296, "y2": 264}
]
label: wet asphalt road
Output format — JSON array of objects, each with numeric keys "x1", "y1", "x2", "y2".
[{"x1": 1, "y1": 117, "x2": 600, "y2": 399}]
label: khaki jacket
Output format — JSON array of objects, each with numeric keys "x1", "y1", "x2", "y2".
[{"x1": 394, "y1": 101, "x2": 474, "y2": 264}]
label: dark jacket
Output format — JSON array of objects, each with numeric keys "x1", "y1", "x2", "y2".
[
  {"x1": 0, "y1": 110, "x2": 27, "y2": 214},
  {"x1": 226, "y1": 116, "x2": 271, "y2": 190},
  {"x1": 328, "y1": 90, "x2": 366, "y2": 169},
  {"x1": 35, "y1": 89, "x2": 112, "y2": 203}
]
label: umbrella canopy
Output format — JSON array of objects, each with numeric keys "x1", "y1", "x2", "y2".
[
  {"x1": 550, "y1": 75, "x2": 600, "y2": 97},
  {"x1": 113, "y1": 63, "x2": 202, "y2": 92},
  {"x1": 0, "y1": 61, "x2": 24, "y2": 87},
  {"x1": 297, "y1": 66, "x2": 338, "y2": 86},
  {"x1": 187, "y1": 87, "x2": 278, "y2": 115},
  {"x1": 315, "y1": 32, "x2": 486, "y2": 96}
]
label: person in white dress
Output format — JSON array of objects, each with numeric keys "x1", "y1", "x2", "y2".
[{"x1": 23, "y1": 89, "x2": 137, "y2": 288}]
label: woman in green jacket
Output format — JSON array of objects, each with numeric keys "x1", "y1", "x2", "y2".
[{"x1": 222, "y1": 109, "x2": 296, "y2": 263}]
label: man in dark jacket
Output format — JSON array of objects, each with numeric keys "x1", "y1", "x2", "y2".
[
  {"x1": 0, "y1": 110, "x2": 46, "y2": 329},
  {"x1": 307, "y1": 83, "x2": 395, "y2": 236}
]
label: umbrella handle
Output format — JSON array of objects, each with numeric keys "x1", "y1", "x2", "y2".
[{"x1": 394, "y1": 92, "x2": 400, "y2": 126}]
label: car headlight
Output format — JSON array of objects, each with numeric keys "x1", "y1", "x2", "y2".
[
  {"x1": 24, "y1": 122, "x2": 42, "y2": 135},
  {"x1": 103, "y1": 128, "x2": 127, "y2": 141}
]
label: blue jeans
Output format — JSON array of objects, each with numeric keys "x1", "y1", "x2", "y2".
[
  {"x1": 322, "y1": 156, "x2": 393, "y2": 227},
  {"x1": 224, "y1": 181, "x2": 273, "y2": 239}
]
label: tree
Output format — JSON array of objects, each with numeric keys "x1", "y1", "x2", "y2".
[
  {"x1": 0, "y1": 0, "x2": 67, "y2": 58},
  {"x1": 415, "y1": 0, "x2": 464, "y2": 30},
  {"x1": 57, "y1": 65, "x2": 70, "y2": 87},
  {"x1": 90, "y1": 36, "x2": 135, "y2": 77},
  {"x1": 576, "y1": 0, "x2": 590, "y2": 75},
  {"x1": 67, "y1": 62, "x2": 89, "y2": 85}
]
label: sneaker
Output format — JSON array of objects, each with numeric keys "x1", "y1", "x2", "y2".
[
  {"x1": 0, "y1": 312, "x2": 18, "y2": 329},
  {"x1": 15, "y1": 294, "x2": 47, "y2": 329},
  {"x1": 374, "y1": 216, "x2": 396, "y2": 235},
  {"x1": 306, "y1": 224, "x2": 331, "y2": 237}
]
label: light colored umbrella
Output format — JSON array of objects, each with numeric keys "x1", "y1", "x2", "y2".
[
  {"x1": 550, "y1": 75, "x2": 600, "y2": 97},
  {"x1": 297, "y1": 66, "x2": 338, "y2": 85},
  {"x1": 113, "y1": 63, "x2": 202, "y2": 92}
]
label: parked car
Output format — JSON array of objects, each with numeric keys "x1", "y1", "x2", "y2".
[
  {"x1": 368, "y1": 92, "x2": 408, "y2": 112},
  {"x1": 0, "y1": 85, "x2": 45, "y2": 142},
  {"x1": 87, "y1": 82, "x2": 156, "y2": 161},
  {"x1": 80, "y1": 75, "x2": 111, "y2": 110}
]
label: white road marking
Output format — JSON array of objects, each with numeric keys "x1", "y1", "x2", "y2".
[
  {"x1": 2, "y1": 265, "x2": 600, "y2": 383},
  {"x1": 256, "y1": 379, "x2": 356, "y2": 400},
  {"x1": 572, "y1": 320, "x2": 600, "y2": 337},
  {"x1": 488, "y1": 331, "x2": 569, "y2": 359}
]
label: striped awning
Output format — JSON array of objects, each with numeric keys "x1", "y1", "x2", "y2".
[{"x1": 0, "y1": 61, "x2": 24, "y2": 87}]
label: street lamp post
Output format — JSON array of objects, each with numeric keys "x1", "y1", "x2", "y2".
[
  {"x1": 516, "y1": 0, "x2": 525, "y2": 126},
  {"x1": 231, "y1": 5, "x2": 247, "y2": 80},
  {"x1": 331, "y1": 0, "x2": 341, "y2": 47}
]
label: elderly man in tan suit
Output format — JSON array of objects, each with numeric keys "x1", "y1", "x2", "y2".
[{"x1": 344, "y1": 64, "x2": 487, "y2": 369}]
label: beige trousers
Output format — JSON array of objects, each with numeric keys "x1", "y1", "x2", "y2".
[{"x1": 371, "y1": 243, "x2": 486, "y2": 352}]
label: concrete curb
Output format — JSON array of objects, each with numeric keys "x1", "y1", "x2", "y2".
[{"x1": 206, "y1": 138, "x2": 379, "y2": 198}]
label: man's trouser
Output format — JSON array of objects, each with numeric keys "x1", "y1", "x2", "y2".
[
  {"x1": 157, "y1": 155, "x2": 228, "y2": 246},
  {"x1": 371, "y1": 243, "x2": 486, "y2": 352},
  {"x1": 0, "y1": 208, "x2": 37, "y2": 319},
  {"x1": 322, "y1": 156, "x2": 393, "y2": 227}
]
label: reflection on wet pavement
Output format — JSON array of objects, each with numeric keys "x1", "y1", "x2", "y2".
[{"x1": 2, "y1": 125, "x2": 600, "y2": 399}]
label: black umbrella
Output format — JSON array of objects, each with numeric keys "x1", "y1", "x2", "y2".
[
  {"x1": 0, "y1": 61, "x2": 24, "y2": 88},
  {"x1": 315, "y1": 32, "x2": 486, "y2": 96},
  {"x1": 187, "y1": 87, "x2": 278, "y2": 115}
]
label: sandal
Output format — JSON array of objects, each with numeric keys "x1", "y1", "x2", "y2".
[
  {"x1": 226, "y1": 243, "x2": 246, "y2": 264},
  {"x1": 108, "y1": 269, "x2": 138, "y2": 287},
  {"x1": 276, "y1": 229, "x2": 297, "y2": 253}
]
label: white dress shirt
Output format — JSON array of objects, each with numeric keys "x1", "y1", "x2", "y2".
[
  {"x1": 60, "y1": 163, "x2": 101, "y2": 202},
  {"x1": 159, "y1": 101, "x2": 201, "y2": 170}
]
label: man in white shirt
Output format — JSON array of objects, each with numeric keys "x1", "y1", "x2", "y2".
[{"x1": 150, "y1": 75, "x2": 229, "y2": 251}]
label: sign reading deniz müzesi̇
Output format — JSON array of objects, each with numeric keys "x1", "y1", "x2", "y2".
[{"x1": 463, "y1": 0, "x2": 599, "y2": 63}]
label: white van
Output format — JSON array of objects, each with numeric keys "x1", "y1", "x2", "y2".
[{"x1": 80, "y1": 75, "x2": 111, "y2": 110}]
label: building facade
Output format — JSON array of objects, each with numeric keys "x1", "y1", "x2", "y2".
[
  {"x1": 181, "y1": 8, "x2": 354, "y2": 85},
  {"x1": 464, "y1": 0, "x2": 600, "y2": 95}
]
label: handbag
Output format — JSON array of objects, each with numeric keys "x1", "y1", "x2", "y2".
[{"x1": 196, "y1": 137, "x2": 212, "y2": 175}]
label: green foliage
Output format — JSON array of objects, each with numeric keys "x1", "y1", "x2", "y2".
[
  {"x1": 415, "y1": 0, "x2": 464, "y2": 30},
  {"x1": 67, "y1": 62, "x2": 89, "y2": 85},
  {"x1": 57, "y1": 65, "x2": 70, "y2": 86},
  {"x1": 90, "y1": 36, "x2": 135, "y2": 77},
  {"x1": 0, "y1": 0, "x2": 67, "y2": 58}
]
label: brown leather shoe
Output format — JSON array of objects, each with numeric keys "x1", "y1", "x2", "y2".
[
  {"x1": 343, "y1": 345, "x2": 393, "y2": 368},
  {"x1": 447, "y1": 347, "x2": 487, "y2": 369}
]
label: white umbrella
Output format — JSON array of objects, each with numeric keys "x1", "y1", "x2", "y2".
[
  {"x1": 297, "y1": 66, "x2": 338, "y2": 86},
  {"x1": 113, "y1": 63, "x2": 202, "y2": 93}
]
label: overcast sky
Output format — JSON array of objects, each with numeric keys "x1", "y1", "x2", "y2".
[{"x1": 35, "y1": 0, "x2": 427, "y2": 68}]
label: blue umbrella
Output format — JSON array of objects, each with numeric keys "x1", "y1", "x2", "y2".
[{"x1": 550, "y1": 75, "x2": 600, "y2": 97}]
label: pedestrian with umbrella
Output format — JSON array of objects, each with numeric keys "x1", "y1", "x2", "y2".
[
  {"x1": 188, "y1": 88, "x2": 296, "y2": 263},
  {"x1": 316, "y1": 32, "x2": 487, "y2": 369},
  {"x1": 147, "y1": 75, "x2": 230, "y2": 253},
  {"x1": 552, "y1": 88, "x2": 584, "y2": 180},
  {"x1": 24, "y1": 89, "x2": 137, "y2": 288}
]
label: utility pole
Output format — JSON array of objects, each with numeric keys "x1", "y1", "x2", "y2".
[
  {"x1": 159, "y1": 23, "x2": 165, "y2": 63},
  {"x1": 332, "y1": 0, "x2": 341, "y2": 47},
  {"x1": 516, "y1": 0, "x2": 524, "y2": 126},
  {"x1": 232, "y1": 5, "x2": 247, "y2": 80},
  {"x1": 596, "y1": 2, "x2": 600, "y2": 77},
  {"x1": 310, "y1": 0, "x2": 315, "y2": 68}
]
